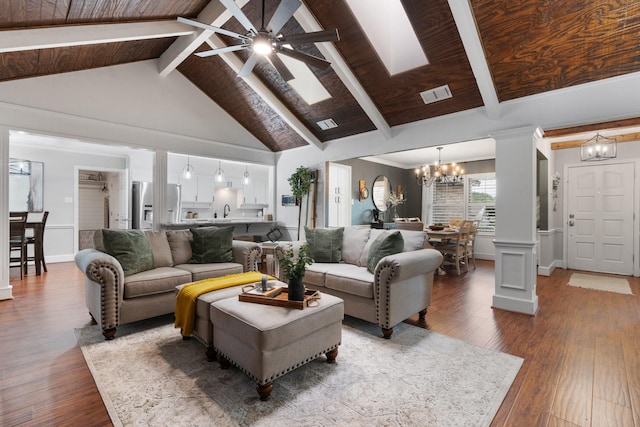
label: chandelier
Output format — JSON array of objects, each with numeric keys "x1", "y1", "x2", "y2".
[
  {"x1": 415, "y1": 147, "x2": 464, "y2": 186},
  {"x1": 580, "y1": 133, "x2": 617, "y2": 161}
]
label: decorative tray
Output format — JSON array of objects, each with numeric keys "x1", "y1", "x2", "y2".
[{"x1": 239, "y1": 285, "x2": 320, "y2": 310}]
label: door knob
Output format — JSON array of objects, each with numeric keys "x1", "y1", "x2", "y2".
[
  {"x1": 569, "y1": 220, "x2": 575, "y2": 226},
  {"x1": 569, "y1": 213, "x2": 574, "y2": 218}
]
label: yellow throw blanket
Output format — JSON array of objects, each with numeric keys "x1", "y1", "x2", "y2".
[{"x1": 175, "y1": 272, "x2": 274, "y2": 337}]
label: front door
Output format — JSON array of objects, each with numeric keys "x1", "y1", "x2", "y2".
[{"x1": 566, "y1": 162, "x2": 634, "y2": 275}]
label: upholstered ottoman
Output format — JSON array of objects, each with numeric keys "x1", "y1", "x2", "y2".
[{"x1": 210, "y1": 293, "x2": 344, "y2": 400}]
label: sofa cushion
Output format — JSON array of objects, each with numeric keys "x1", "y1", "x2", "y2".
[
  {"x1": 101, "y1": 229, "x2": 155, "y2": 277},
  {"x1": 144, "y1": 231, "x2": 174, "y2": 267},
  {"x1": 367, "y1": 230, "x2": 404, "y2": 273},
  {"x1": 325, "y1": 264, "x2": 375, "y2": 298},
  {"x1": 166, "y1": 230, "x2": 193, "y2": 265},
  {"x1": 303, "y1": 263, "x2": 338, "y2": 288},
  {"x1": 124, "y1": 267, "x2": 191, "y2": 299},
  {"x1": 304, "y1": 226, "x2": 344, "y2": 263},
  {"x1": 174, "y1": 263, "x2": 243, "y2": 282},
  {"x1": 190, "y1": 226, "x2": 234, "y2": 263},
  {"x1": 359, "y1": 229, "x2": 385, "y2": 267},
  {"x1": 397, "y1": 230, "x2": 428, "y2": 252},
  {"x1": 341, "y1": 227, "x2": 371, "y2": 265}
]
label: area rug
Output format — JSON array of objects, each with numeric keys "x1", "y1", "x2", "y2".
[
  {"x1": 76, "y1": 316, "x2": 523, "y2": 427},
  {"x1": 568, "y1": 272, "x2": 633, "y2": 295}
]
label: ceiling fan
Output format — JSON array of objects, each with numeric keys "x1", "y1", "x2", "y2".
[{"x1": 178, "y1": 0, "x2": 340, "y2": 81}]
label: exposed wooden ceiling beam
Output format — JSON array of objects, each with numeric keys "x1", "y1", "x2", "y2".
[
  {"x1": 447, "y1": 0, "x2": 500, "y2": 119},
  {"x1": 544, "y1": 117, "x2": 640, "y2": 138},
  {"x1": 158, "y1": 0, "x2": 250, "y2": 77},
  {"x1": 0, "y1": 21, "x2": 192, "y2": 54},
  {"x1": 294, "y1": 4, "x2": 393, "y2": 141},
  {"x1": 205, "y1": 37, "x2": 323, "y2": 149},
  {"x1": 551, "y1": 132, "x2": 640, "y2": 150}
]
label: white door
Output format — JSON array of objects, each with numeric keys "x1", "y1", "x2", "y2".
[
  {"x1": 327, "y1": 163, "x2": 351, "y2": 227},
  {"x1": 567, "y1": 162, "x2": 634, "y2": 275}
]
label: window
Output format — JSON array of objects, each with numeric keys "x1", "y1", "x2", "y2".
[{"x1": 429, "y1": 173, "x2": 496, "y2": 233}]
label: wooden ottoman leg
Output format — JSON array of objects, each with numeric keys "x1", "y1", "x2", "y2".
[
  {"x1": 205, "y1": 346, "x2": 217, "y2": 362},
  {"x1": 326, "y1": 348, "x2": 338, "y2": 363},
  {"x1": 381, "y1": 327, "x2": 393, "y2": 339},
  {"x1": 257, "y1": 382, "x2": 273, "y2": 401},
  {"x1": 102, "y1": 328, "x2": 116, "y2": 340}
]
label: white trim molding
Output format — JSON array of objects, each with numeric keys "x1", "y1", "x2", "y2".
[{"x1": 493, "y1": 239, "x2": 538, "y2": 315}]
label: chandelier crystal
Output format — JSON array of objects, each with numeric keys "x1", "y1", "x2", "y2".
[{"x1": 415, "y1": 147, "x2": 464, "y2": 187}]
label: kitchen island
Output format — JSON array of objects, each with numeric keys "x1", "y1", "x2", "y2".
[{"x1": 160, "y1": 218, "x2": 287, "y2": 242}]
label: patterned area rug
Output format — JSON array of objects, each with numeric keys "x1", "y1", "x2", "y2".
[
  {"x1": 568, "y1": 272, "x2": 633, "y2": 295},
  {"x1": 76, "y1": 316, "x2": 523, "y2": 427}
]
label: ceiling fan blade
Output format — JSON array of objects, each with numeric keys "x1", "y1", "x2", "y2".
[
  {"x1": 195, "y1": 44, "x2": 247, "y2": 58},
  {"x1": 279, "y1": 29, "x2": 339, "y2": 45},
  {"x1": 268, "y1": 53, "x2": 295, "y2": 81},
  {"x1": 177, "y1": 17, "x2": 249, "y2": 41},
  {"x1": 238, "y1": 52, "x2": 260, "y2": 78},
  {"x1": 277, "y1": 47, "x2": 331, "y2": 70},
  {"x1": 220, "y1": 0, "x2": 258, "y2": 34},
  {"x1": 267, "y1": 0, "x2": 301, "y2": 34}
]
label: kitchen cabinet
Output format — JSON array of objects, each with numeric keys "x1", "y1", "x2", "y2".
[
  {"x1": 237, "y1": 180, "x2": 268, "y2": 207},
  {"x1": 180, "y1": 175, "x2": 214, "y2": 203}
]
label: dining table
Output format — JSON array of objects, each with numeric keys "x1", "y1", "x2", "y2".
[{"x1": 424, "y1": 227, "x2": 461, "y2": 275}]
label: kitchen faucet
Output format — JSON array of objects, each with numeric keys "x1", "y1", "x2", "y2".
[{"x1": 223, "y1": 204, "x2": 230, "y2": 218}]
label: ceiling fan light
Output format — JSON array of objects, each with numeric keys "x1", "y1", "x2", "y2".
[{"x1": 252, "y1": 34, "x2": 272, "y2": 55}]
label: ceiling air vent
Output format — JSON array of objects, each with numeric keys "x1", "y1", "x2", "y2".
[
  {"x1": 317, "y1": 118, "x2": 338, "y2": 130},
  {"x1": 420, "y1": 85, "x2": 452, "y2": 105}
]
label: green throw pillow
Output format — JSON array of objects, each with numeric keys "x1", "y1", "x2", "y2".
[
  {"x1": 190, "y1": 226, "x2": 234, "y2": 263},
  {"x1": 367, "y1": 230, "x2": 404, "y2": 273},
  {"x1": 304, "y1": 226, "x2": 344, "y2": 263},
  {"x1": 101, "y1": 229, "x2": 155, "y2": 277}
]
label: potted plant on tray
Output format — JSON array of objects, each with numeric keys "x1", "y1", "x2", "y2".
[{"x1": 279, "y1": 243, "x2": 313, "y2": 301}]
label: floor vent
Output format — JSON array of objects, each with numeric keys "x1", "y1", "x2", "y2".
[{"x1": 420, "y1": 85, "x2": 452, "y2": 105}]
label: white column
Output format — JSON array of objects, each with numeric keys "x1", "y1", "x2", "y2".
[
  {"x1": 153, "y1": 150, "x2": 167, "y2": 231},
  {"x1": 491, "y1": 126, "x2": 540, "y2": 315},
  {"x1": 1, "y1": 127, "x2": 14, "y2": 300}
]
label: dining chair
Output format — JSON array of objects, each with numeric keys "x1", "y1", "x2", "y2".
[
  {"x1": 9, "y1": 211, "x2": 28, "y2": 279},
  {"x1": 25, "y1": 211, "x2": 49, "y2": 275},
  {"x1": 395, "y1": 220, "x2": 424, "y2": 231},
  {"x1": 466, "y1": 221, "x2": 479, "y2": 270},
  {"x1": 448, "y1": 218, "x2": 463, "y2": 229},
  {"x1": 438, "y1": 220, "x2": 473, "y2": 275}
]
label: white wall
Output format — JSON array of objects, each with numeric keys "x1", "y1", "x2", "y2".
[{"x1": 10, "y1": 141, "x2": 127, "y2": 262}]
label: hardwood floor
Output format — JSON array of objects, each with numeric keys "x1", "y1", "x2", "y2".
[{"x1": 1, "y1": 260, "x2": 639, "y2": 426}]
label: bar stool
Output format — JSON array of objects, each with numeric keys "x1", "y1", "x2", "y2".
[
  {"x1": 25, "y1": 211, "x2": 49, "y2": 275},
  {"x1": 9, "y1": 211, "x2": 28, "y2": 279}
]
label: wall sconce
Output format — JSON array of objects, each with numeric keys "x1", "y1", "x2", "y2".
[
  {"x1": 358, "y1": 180, "x2": 368, "y2": 201},
  {"x1": 182, "y1": 156, "x2": 194, "y2": 179}
]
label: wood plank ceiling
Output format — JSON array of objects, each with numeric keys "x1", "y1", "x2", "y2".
[{"x1": 1, "y1": 0, "x2": 640, "y2": 152}]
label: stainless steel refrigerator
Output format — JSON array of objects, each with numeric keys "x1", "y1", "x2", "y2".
[{"x1": 132, "y1": 181, "x2": 181, "y2": 229}]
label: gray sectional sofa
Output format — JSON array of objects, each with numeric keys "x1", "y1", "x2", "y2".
[
  {"x1": 275, "y1": 227, "x2": 443, "y2": 338},
  {"x1": 74, "y1": 228, "x2": 261, "y2": 339}
]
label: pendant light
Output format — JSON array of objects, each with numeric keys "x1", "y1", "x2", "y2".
[
  {"x1": 243, "y1": 165, "x2": 250, "y2": 184},
  {"x1": 215, "y1": 161, "x2": 225, "y2": 183},
  {"x1": 182, "y1": 157, "x2": 194, "y2": 179}
]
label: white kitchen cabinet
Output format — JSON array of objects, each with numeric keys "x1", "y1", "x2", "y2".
[
  {"x1": 238, "y1": 179, "x2": 268, "y2": 207},
  {"x1": 181, "y1": 175, "x2": 214, "y2": 203}
]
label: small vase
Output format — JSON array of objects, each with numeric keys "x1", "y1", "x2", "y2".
[{"x1": 288, "y1": 277, "x2": 305, "y2": 301}]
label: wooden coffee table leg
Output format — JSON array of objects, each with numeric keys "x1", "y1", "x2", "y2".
[
  {"x1": 257, "y1": 382, "x2": 273, "y2": 401},
  {"x1": 219, "y1": 355, "x2": 231, "y2": 370},
  {"x1": 326, "y1": 348, "x2": 338, "y2": 363}
]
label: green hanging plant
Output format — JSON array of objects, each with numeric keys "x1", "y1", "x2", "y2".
[{"x1": 288, "y1": 166, "x2": 312, "y2": 203}]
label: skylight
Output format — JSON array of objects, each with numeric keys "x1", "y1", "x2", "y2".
[
  {"x1": 277, "y1": 48, "x2": 331, "y2": 105},
  {"x1": 345, "y1": 0, "x2": 428, "y2": 75}
]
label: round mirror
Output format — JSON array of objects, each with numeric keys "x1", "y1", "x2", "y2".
[{"x1": 372, "y1": 175, "x2": 391, "y2": 212}]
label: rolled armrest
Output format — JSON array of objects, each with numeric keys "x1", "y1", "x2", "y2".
[
  {"x1": 232, "y1": 240, "x2": 262, "y2": 272},
  {"x1": 375, "y1": 248, "x2": 443, "y2": 282},
  {"x1": 74, "y1": 248, "x2": 125, "y2": 331},
  {"x1": 274, "y1": 241, "x2": 305, "y2": 281}
]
